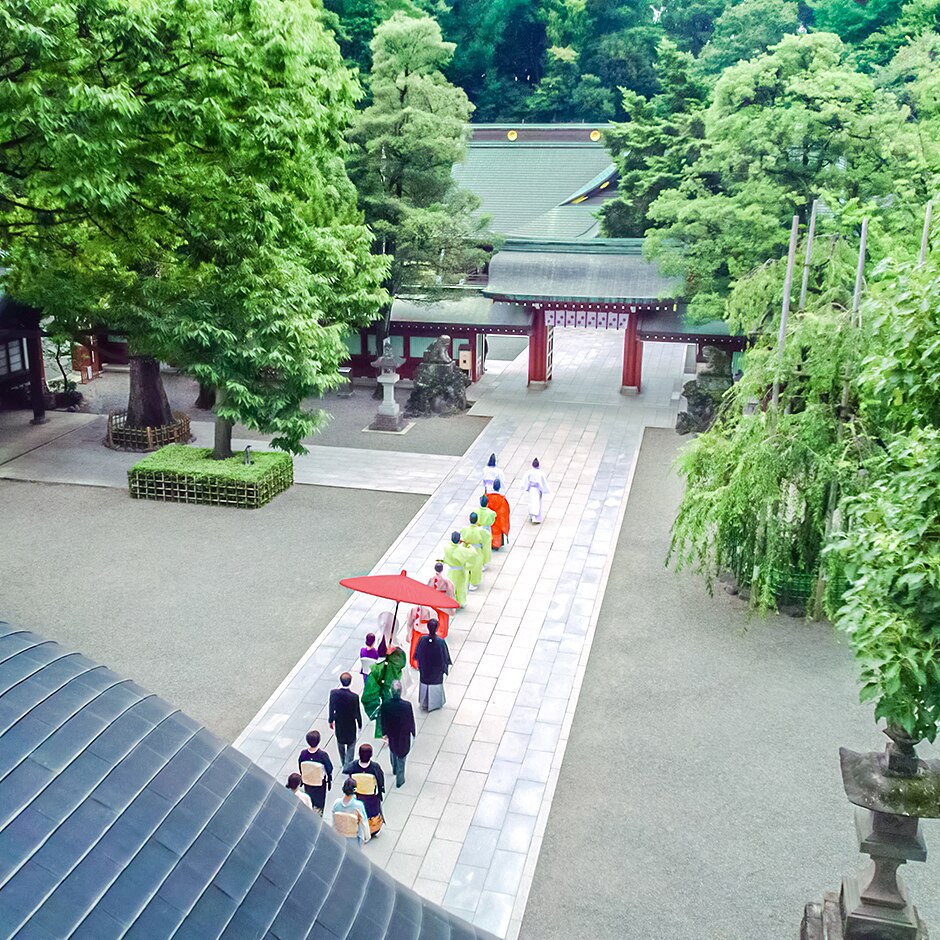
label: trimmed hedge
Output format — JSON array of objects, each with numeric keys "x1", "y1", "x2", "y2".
[{"x1": 128, "y1": 445, "x2": 293, "y2": 508}]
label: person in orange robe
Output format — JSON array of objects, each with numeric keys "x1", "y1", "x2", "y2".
[
  {"x1": 426, "y1": 563, "x2": 455, "y2": 638},
  {"x1": 487, "y1": 478, "x2": 511, "y2": 549}
]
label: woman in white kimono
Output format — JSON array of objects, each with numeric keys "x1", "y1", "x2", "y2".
[
  {"x1": 483, "y1": 453, "x2": 503, "y2": 493},
  {"x1": 375, "y1": 610, "x2": 399, "y2": 659},
  {"x1": 522, "y1": 458, "x2": 550, "y2": 523}
]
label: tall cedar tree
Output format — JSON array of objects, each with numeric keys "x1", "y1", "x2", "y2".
[
  {"x1": 0, "y1": 0, "x2": 385, "y2": 454},
  {"x1": 347, "y1": 13, "x2": 492, "y2": 335}
]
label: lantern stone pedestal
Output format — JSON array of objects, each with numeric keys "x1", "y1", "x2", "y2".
[{"x1": 801, "y1": 729, "x2": 939, "y2": 940}]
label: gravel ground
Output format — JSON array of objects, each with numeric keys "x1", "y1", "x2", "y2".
[
  {"x1": 520, "y1": 428, "x2": 940, "y2": 939},
  {"x1": 0, "y1": 479, "x2": 424, "y2": 741},
  {"x1": 75, "y1": 369, "x2": 489, "y2": 457}
]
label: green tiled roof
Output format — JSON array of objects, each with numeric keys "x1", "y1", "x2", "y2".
[
  {"x1": 484, "y1": 240, "x2": 682, "y2": 303},
  {"x1": 639, "y1": 307, "x2": 746, "y2": 347},
  {"x1": 453, "y1": 141, "x2": 614, "y2": 237},
  {"x1": 392, "y1": 295, "x2": 530, "y2": 328},
  {"x1": 507, "y1": 203, "x2": 603, "y2": 241}
]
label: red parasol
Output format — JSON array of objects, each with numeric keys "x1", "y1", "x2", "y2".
[{"x1": 339, "y1": 569, "x2": 459, "y2": 622}]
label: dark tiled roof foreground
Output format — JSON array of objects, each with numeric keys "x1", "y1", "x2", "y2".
[{"x1": 0, "y1": 624, "x2": 495, "y2": 940}]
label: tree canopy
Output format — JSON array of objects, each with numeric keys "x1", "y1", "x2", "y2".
[
  {"x1": 1, "y1": 0, "x2": 385, "y2": 453},
  {"x1": 346, "y1": 13, "x2": 492, "y2": 313}
]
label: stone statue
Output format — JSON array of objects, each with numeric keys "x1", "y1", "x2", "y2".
[
  {"x1": 676, "y1": 346, "x2": 733, "y2": 435},
  {"x1": 406, "y1": 334, "x2": 470, "y2": 417}
]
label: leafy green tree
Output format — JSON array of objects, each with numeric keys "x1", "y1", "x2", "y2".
[
  {"x1": 347, "y1": 13, "x2": 492, "y2": 331},
  {"x1": 646, "y1": 33, "x2": 926, "y2": 320},
  {"x1": 858, "y1": 0, "x2": 940, "y2": 67},
  {"x1": 1, "y1": 0, "x2": 385, "y2": 454},
  {"x1": 525, "y1": 0, "x2": 662, "y2": 119},
  {"x1": 664, "y1": 0, "x2": 728, "y2": 53},
  {"x1": 829, "y1": 256, "x2": 940, "y2": 742},
  {"x1": 696, "y1": 0, "x2": 801, "y2": 74},
  {"x1": 669, "y1": 236, "x2": 865, "y2": 609},
  {"x1": 602, "y1": 40, "x2": 709, "y2": 237}
]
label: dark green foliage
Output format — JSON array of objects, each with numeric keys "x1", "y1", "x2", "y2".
[
  {"x1": 810, "y1": 0, "x2": 905, "y2": 45},
  {"x1": 697, "y1": 0, "x2": 801, "y2": 74},
  {"x1": 443, "y1": 0, "x2": 547, "y2": 121}
]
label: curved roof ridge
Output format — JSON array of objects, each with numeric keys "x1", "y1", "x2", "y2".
[{"x1": 0, "y1": 623, "x2": 496, "y2": 939}]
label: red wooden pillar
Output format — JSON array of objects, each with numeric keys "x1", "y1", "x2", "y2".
[
  {"x1": 634, "y1": 335, "x2": 643, "y2": 393},
  {"x1": 621, "y1": 313, "x2": 643, "y2": 393},
  {"x1": 528, "y1": 307, "x2": 550, "y2": 386}
]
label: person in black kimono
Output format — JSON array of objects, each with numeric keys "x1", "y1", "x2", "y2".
[
  {"x1": 414, "y1": 620, "x2": 452, "y2": 712},
  {"x1": 343, "y1": 742, "x2": 386, "y2": 836},
  {"x1": 379, "y1": 680, "x2": 416, "y2": 788},
  {"x1": 297, "y1": 729, "x2": 333, "y2": 815}
]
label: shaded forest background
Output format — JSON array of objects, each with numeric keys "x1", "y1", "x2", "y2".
[{"x1": 323, "y1": 0, "x2": 932, "y2": 122}]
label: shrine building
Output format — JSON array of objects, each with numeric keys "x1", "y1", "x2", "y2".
[{"x1": 345, "y1": 124, "x2": 743, "y2": 390}]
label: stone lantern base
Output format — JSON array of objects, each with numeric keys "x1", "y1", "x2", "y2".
[{"x1": 802, "y1": 892, "x2": 929, "y2": 940}]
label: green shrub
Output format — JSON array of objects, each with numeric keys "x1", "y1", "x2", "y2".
[{"x1": 128, "y1": 445, "x2": 293, "y2": 508}]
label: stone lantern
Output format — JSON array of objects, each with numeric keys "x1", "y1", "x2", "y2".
[
  {"x1": 369, "y1": 337, "x2": 407, "y2": 432},
  {"x1": 802, "y1": 726, "x2": 940, "y2": 939}
]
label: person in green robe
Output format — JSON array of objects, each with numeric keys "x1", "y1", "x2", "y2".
[
  {"x1": 477, "y1": 496, "x2": 497, "y2": 567},
  {"x1": 441, "y1": 531, "x2": 475, "y2": 606},
  {"x1": 361, "y1": 646, "x2": 406, "y2": 738},
  {"x1": 459, "y1": 513, "x2": 485, "y2": 590}
]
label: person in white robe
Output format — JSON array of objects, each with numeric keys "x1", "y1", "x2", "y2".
[
  {"x1": 483, "y1": 453, "x2": 504, "y2": 493},
  {"x1": 522, "y1": 458, "x2": 550, "y2": 523}
]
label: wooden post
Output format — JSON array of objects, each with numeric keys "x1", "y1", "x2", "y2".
[
  {"x1": 634, "y1": 335, "x2": 643, "y2": 393},
  {"x1": 27, "y1": 332, "x2": 47, "y2": 425},
  {"x1": 798, "y1": 200, "x2": 818, "y2": 312},
  {"x1": 771, "y1": 215, "x2": 800, "y2": 410},
  {"x1": 919, "y1": 201, "x2": 933, "y2": 267},
  {"x1": 527, "y1": 308, "x2": 549, "y2": 386},
  {"x1": 621, "y1": 312, "x2": 640, "y2": 392},
  {"x1": 853, "y1": 217, "x2": 868, "y2": 327}
]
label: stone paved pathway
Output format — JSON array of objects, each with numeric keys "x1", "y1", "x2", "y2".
[
  {"x1": 235, "y1": 331, "x2": 689, "y2": 938},
  {"x1": 0, "y1": 414, "x2": 458, "y2": 495}
]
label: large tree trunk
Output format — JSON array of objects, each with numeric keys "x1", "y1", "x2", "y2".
[
  {"x1": 126, "y1": 356, "x2": 173, "y2": 427},
  {"x1": 212, "y1": 387, "x2": 234, "y2": 459},
  {"x1": 194, "y1": 382, "x2": 216, "y2": 410}
]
